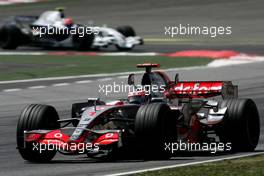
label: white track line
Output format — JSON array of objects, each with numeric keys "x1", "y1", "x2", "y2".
[
  {"x1": 2, "y1": 54, "x2": 262, "y2": 85},
  {"x1": 208, "y1": 54, "x2": 264, "y2": 67},
  {"x1": 28, "y1": 86, "x2": 46, "y2": 89},
  {"x1": 0, "y1": 51, "x2": 45, "y2": 55},
  {"x1": 117, "y1": 75, "x2": 128, "y2": 79},
  {"x1": 97, "y1": 78, "x2": 113, "y2": 82},
  {"x1": 0, "y1": 51, "x2": 158, "y2": 56},
  {"x1": 0, "y1": 66, "x2": 208, "y2": 84},
  {"x1": 99, "y1": 52, "x2": 158, "y2": 56},
  {"x1": 52, "y1": 83, "x2": 69, "y2": 87},
  {"x1": 0, "y1": 53, "x2": 263, "y2": 84},
  {"x1": 75, "y1": 80, "x2": 93, "y2": 84},
  {"x1": 2, "y1": 88, "x2": 21, "y2": 92},
  {"x1": 0, "y1": 0, "x2": 43, "y2": 6},
  {"x1": 105, "y1": 152, "x2": 264, "y2": 176}
]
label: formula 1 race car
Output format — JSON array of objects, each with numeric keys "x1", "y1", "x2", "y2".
[
  {"x1": 0, "y1": 9, "x2": 143, "y2": 51},
  {"x1": 16, "y1": 63, "x2": 260, "y2": 162}
]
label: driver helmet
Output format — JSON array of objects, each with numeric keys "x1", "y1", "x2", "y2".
[{"x1": 64, "y1": 18, "x2": 73, "y2": 26}]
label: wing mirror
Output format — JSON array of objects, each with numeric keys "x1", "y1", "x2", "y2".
[
  {"x1": 128, "y1": 74, "x2": 135, "y2": 85},
  {"x1": 174, "y1": 73, "x2": 179, "y2": 84}
]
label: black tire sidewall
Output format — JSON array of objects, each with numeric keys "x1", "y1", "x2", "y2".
[
  {"x1": 135, "y1": 103, "x2": 177, "y2": 159},
  {"x1": 17, "y1": 104, "x2": 60, "y2": 162},
  {"x1": 0, "y1": 25, "x2": 21, "y2": 49},
  {"x1": 116, "y1": 26, "x2": 136, "y2": 37},
  {"x1": 218, "y1": 99, "x2": 260, "y2": 152}
]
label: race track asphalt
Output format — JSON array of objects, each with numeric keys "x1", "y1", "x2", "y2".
[
  {"x1": 0, "y1": 62, "x2": 264, "y2": 176},
  {"x1": 0, "y1": 0, "x2": 264, "y2": 175},
  {"x1": 0, "y1": 0, "x2": 264, "y2": 53}
]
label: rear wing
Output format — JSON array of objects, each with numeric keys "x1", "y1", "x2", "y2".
[
  {"x1": 137, "y1": 63, "x2": 160, "y2": 73},
  {"x1": 168, "y1": 81, "x2": 238, "y2": 99}
]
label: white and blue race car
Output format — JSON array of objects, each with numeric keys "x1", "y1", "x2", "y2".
[{"x1": 0, "y1": 10, "x2": 143, "y2": 51}]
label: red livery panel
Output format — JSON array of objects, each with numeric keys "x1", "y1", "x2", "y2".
[{"x1": 167, "y1": 81, "x2": 223, "y2": 98}]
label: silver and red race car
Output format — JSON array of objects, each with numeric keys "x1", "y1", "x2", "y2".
[
  {"x1": 0, "y1": 10, "x2": 143, "y2": 51},
  {"x1": 17, "y1": 63, "x2": 260, "y2": 162}
]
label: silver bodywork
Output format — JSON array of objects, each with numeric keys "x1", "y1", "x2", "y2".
[
  {"x1": 30, "y1": 11, "x2": 143, "y2": 50},
  {"x1": 198, "y1": 104, "x2": 227, "y2": 125},
  {"x1": 93, "y1": 26, "x2": 143, "y2": 49}
]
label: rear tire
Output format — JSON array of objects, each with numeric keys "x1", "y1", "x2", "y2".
[
  {"x1": 0, "y1": 25, "x2": 21, "y2": 49},
  {"x1": 135, "y1": 103, "x2": 177, "y2": 159},
  {"x1": 218, "y1": 99, "x2": 260, "y2": 152},
  {"x1": 17, "y1": 104, "x2": 60, "y2": 162}
]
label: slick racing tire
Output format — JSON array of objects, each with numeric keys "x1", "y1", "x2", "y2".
[
  {"x1": 71, "y1": 100, "x2": 105, "y2": 127},
  {"x1": 135, "y1": 103, "x2": 177, "y2": 159},
  {"x1": 17, "y1": 104, "x2": 60, "y2": 162},
  {"x1": 116, "y1": 25, "x2": 136, "y2": 51},
  {"x1": 72, "y1": 26, "x2": 94, "y2": 51},
  {"x1": 116, "y1": 26, "x2": 136, "y2": 37},
  {"x1": 0, "y1": 25, "x2": 21, "y2": 49},
  {"x1": 218, "y1": 99, "x2": 260, "y2": 152}
]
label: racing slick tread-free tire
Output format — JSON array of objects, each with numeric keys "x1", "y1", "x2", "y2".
[
  {"x1": 116, "y1": 26, "x2": 136, "y2": 37},
  {"x1": 135, "y1": 103, "x2": 177, "y2": 159},
  {"x1": 0, "y1": 25, "x2": 21, "y2": 49},
  {"x1": 116, "y1": 25, "x2": 136, "y2": 51},
  {"x1": 17, "y1": 104, "x2": 60, "y2": 162},
  {"x1": 218, "y1": 98, "x2": 260, "y2": 152}
]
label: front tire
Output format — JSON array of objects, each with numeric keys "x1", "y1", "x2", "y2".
[
  {"x1": 116, "y1": 25, "x2": 136, "y2": 51},
  {"x1": 218, "y1": 99, "x2": 260, "y2": 152},
  {"x1": 116, "y1": 26, "x2": 136, "y2": 37},
  {"x1": 17, "y1": 104, "x2": 60, "y2": 162}
]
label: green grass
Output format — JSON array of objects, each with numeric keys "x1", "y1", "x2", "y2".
[
  {"x1": 0, "y1": 55, "x2": 210, "y2": 81},
  {"x1": 134, "y1": 154, "x2": 264, "y2": 176}
]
